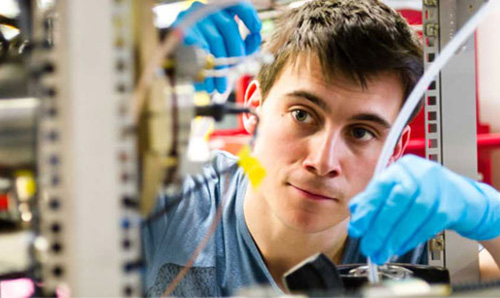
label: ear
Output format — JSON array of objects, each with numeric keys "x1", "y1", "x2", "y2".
[
  {"x1": 387, "y1": 125, "x2": 411, "y2": 165},
  {"x1": 243, "y1": 80, "x2": 262, "y2": 135}
]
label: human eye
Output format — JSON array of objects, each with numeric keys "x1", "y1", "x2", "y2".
[
  {"x1": 348, "y1": 126, "x2": 376, "y2": 142},
  {"x1": 291, "y1": 109, "x2": 315, "y2": 124}
]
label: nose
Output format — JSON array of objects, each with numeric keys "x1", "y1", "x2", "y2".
[{"x1": 302, "y1": 132, "x2": 342, "y2": 178}]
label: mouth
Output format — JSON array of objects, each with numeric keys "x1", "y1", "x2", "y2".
[{"x1": 288, "y1": 183, "x2": 337, "y2": 201}]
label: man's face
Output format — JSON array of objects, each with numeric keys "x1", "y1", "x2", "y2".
[{"x1": 249, "y1": 55, "x2": 406, "y2": 233}]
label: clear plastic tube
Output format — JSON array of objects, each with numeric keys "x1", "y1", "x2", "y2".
[
  {"x1": 213, "y1": 51, "x2": 273, "y2": 65},
  {"x1": 367, "y1": 0, "x2": 495, "y2": 284}
]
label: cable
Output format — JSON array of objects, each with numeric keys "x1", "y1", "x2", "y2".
[
  {"x1": 144, "y1": 162, "x2": 238, "y2": 224},
  {"x1": 195, "y1": 103, "x2": 252, "y2": 122},
  {"x1": 0, "y1": 15, "x2": 18, "y2": 28},
  {"x1": 212, "y1": 51, "x2": 274, "y2": 66},
  {"x1": 161, "y1": 73, "x2": 180, "y2": 187},
  {"x1": 161, "y1": 165, "x2": 236, "y2": 297},
  {"x1": 213, "y1": 55, "x2": 253, "y2": 66},
  {"x1": 0, "y1": 270, "x2": 30, "y2": 281},
  {"x1": 366, "y1": 0, "x2": 496, "y2": 284}
]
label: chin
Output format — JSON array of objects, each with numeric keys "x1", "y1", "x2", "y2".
[{"x1": 282, "y1": 211, "x2": 340, "y2": 234}]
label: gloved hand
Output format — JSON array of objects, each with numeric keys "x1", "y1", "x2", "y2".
[
  {"x1": 173, "y1": 1, "x2": 262, "y2": 94},
  {"x1": 348, "y1": 154, "x2": 500, "y2": 265}
]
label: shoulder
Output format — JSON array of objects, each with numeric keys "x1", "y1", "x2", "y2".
[
  {"x1": 183, "y1": 150, "x2": 241, "y2": 204},
  {"x1": 206, "y1": 150, "x2": 240, "y2": 178},
  {"x1": 143, "y1": 151, "x2": 245, "y2": 294},
  {"x1": 143, "y1": 151, "x2": 243, "y2": 256}
]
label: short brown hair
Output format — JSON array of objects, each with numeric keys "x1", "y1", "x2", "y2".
[{"x1": 257, "y1": 0, "x2": 423, "y2": 118}]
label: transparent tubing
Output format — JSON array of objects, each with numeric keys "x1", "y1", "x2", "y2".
[{"x1": 366, "y1": 0, "x2": 496, "y2": 284}]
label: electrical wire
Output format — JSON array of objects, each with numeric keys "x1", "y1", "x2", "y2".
[
  {"x1": 0, "y1": 15, "x2": 18, "y2": 28},
  {"x1": 162, "y1": 73, "x2": 180, "y2": 187},
  {"x1": 0, "y1": 270, "x2": 31, "y2": 281},
  {"x1": 202, "y1": 64, "x2": 255, "y2": 77},
  {"x1": 161, "y1": 167, "x2": 235, "y2": 297},
  {"x1": 203, "y1": 67, "x2": 242, "y2": 77},
  {"x1": 366, "y1": 0, "x2": 496, "y2": 285},
  {"x1": 144, "y1": 162, "x2": 237, "y2": 224},
  {"x1": 212, "y1": 51, "x2": 273, "y2": 66},
  {"x1": 213, "y1": 55, "x2": 252, "y2": 66}
]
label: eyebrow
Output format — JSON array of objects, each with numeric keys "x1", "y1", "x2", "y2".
[
  {"x1": 286, "y1": 90, "x2": 331, "y2": 113},
  {"x1": 286, "y1": 90, "x2": 392, "y2": 129},
  {"x1": 350, "y1": 113, "x2": 391, "y2": 129}
]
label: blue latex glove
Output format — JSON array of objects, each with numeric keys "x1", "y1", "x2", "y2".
[
  {"x1": 348, "y1": 154, "x2": 500, "y2": 265},
  {"x1": 173, "y1": 1, "x2": 262, "y2": 94}
]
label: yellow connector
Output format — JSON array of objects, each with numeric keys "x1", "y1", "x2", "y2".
[{"x1": 237, "y1": 146, "x2": 266, "y2": 188}]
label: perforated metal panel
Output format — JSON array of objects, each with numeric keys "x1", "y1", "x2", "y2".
[
  {"x1": 33, "y1": 0, "x2": 141, "y2": 295},
  {"x1": 32, "y1": 0, "x2": 69, "y2": 293},
  {"x1": 422, "y1": 0, "x2": 482, "y2": 283},
  {"x1": 113, "y1": 0, "x2": 142, "y2": 296},
  {"x1": 423, "y1": 1, "x2": 442, "y2": 165}
]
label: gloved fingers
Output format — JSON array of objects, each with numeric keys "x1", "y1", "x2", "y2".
[
  {"x1": 348, "y1": 178, "x2": 396, "y2": 238},
  {"x1": 173, "y1": 5, "x2": 209, "y2": 49},
  {"x1": 183, "y1": 25, "x2": 206, "y2": 47},
  {"x1": 210, "y1": 10, "x2": 245, "y2": 57},
  {"x1": 447, "y1": 179, "x2": 490, "y2": 238},
  {"x1": 371, "y1": 206, "x2": 444, "y2": 265},
  {"x1": 213, "y1": 73, "x2": 228, "y2": 94},
  {"x1": 359, "y1": 181, "x2": 417, "y2": 258},
  {"x1": 349, "y1": 162, "x2": 414, "y2": 238},
  {"x1": 398, "y1": 154, "x2": 440, "y2": 182},
  {"x1": 194, "y1": 82, "x2": 206, "y2": 92},
  {"x1": 179, "y1": 1, "x2": 261, "y2": 36},
  {"x1": 396, "y1": 208, "x2": 448, "y2": 256},
  {"x1": 371, "y1": 247, "x2": 394, "y2": 265},
  {"x1": 377, "y1": 195, "x2": 437, "y2": 260},
  {"x1": 455, "y1": 182, "x2": 500, "y2": 240},
  {"x1": 198, "y1": 18, "x2": 228, "y2": 93},
  {"x1": 203, "y1": 73, "x2": 215, "y2": 94},
  {"x1": 398, "y1": 156, "x2": 490, "y2": 240},
  {"x1": 203, "y1": 72, "x2": 215, "y2": 94},
  {"x1": 172, "y1": 1, "x2": 204, "y2": 28},
  {"x1": 225, "y1": 2, "x2": 262, "y2": 34},
  {"x1": 173, "y1": 10, "x2": 188, "y2": 27},
  {"x1": 244, "y1": 32, "x2": 262, "y2": 55}
]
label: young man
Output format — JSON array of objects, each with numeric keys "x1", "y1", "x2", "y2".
[{"x1": 143, "y1": 0, "x2": 500, "y2": 296}]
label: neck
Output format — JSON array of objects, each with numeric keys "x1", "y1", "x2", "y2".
[{"x1": 243, "y1": 186, "x2": 349, "y2": 291}]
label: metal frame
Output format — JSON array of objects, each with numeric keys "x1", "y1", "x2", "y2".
[
  {"x1": 423, "y1": 0, "x2": 483, "y2": 283},
  {"x1": 33, "y1": 0, "x2": 141, "y2": 295}
]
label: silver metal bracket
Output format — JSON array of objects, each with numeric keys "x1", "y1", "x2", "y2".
[{"x1": 422, "y1": 0, "x2": 483, "y2": 283}]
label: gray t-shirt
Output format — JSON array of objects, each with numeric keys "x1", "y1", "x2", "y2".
[{"x1": 142, "y1": 151, "x2": 426, "y2": 297}]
